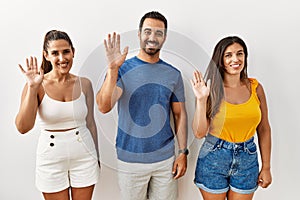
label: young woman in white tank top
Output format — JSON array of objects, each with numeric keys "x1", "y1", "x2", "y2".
[{"x1": 15, "y1": 30, "x2": 100, "y2": 200}]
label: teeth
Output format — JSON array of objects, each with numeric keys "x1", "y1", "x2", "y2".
[
  {"x1": 147, "y1": 42, "x2": 156, "y2": 47},
  {"x1": 231, "y1": 64, "x2": 239, "y2": 68},
  {"x1": 59, "y1": 63, "x2": 67, "y2": 67}
]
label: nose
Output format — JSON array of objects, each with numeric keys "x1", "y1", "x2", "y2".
[
  {"x1": 232, "y1": 54, "x2": 238, "y2": 62},
  {"x1": 148, "y1": 32, "x2": 156, "y2": 41},
  {"x1": 58, "y1": 53, "x2": 64, "y2": 61}
]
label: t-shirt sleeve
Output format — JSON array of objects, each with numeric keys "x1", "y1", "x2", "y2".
[{"x1": 171, "y1": 73, "x2": 185, "y2": 102}]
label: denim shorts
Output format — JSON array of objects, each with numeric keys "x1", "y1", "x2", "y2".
[{"x1": 194, "y1": 134, "x2": 259, "y2": 194}]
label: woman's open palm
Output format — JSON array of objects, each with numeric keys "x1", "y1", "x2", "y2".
[
  {"x1": 190, "y1": 70, "x2": 210, "y2": 100},
  {"x1": 18, "y1": 56, "x2": 44, "y2": 88}
]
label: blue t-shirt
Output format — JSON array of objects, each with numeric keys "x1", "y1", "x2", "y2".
[{"x1": 116, "y1": 56, "x2": 185, "y2": 163}]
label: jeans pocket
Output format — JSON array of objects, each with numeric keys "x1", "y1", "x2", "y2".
[
  {"x1": 245, "y1": 142, "x2": 257, "y2": 155},
  {"x1": 199, "y1": 141, "x2": 217, "y2": 158}
]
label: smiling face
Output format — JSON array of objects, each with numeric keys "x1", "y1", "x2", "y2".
[
  {"x1": 223, "y1": 42, "x2": 245, "y2": 76},
  {"x1": 138, "y1": 18, "x2": 166, "y2": 56},
  {"x1": 43, "y1": 39, "x2": 74, "y2": 74}
]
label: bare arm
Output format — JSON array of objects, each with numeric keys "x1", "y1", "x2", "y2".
[
  {"x1": 15, "y1": 57, "x2": 44, "y2": 134},
  {"x1": 171, "y1": 102, "x2": 188, "y2": 179},
  {"x1": 96, "y1": 69, "x2": 123, "y2": 113},
  {"x1": 82, "y1": 77, "x2": 100, "y2": 161},
  {"x1": 96, "y1": 32, "x2": 128, "y2": 113},
  {"x1": 192, "y1": 99, "x2": 209, "y2": 139},
  {"x1": 15, "y1": 85, "x2": 40, "y2": 133},
  {"x1": 256, "y1": 83, "x2": 272, "y2": 188},
  {"x1": 190, "y1": 71, "x2": 210, "y2": 138}
]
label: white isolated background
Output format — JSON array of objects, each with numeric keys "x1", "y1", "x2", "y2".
[{"x1": 0, "y1": 0, "x2": 299, "y2": 199}]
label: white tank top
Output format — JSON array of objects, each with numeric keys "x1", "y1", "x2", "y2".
[{"x1": 38, "y1": 78, "x2": 88, "y2": 130}]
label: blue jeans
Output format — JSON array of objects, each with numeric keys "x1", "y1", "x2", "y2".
[{"x1": 194, "y1": 134, "x2": 259, "y2": 194}]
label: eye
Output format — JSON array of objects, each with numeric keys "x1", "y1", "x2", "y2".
[
  {"x1": 155, "y1": 31, "x2": 164, "y2": 37},
  {"x1": 237, "y1": 52, "x2": 244, "y2": 56},
  {"x1": 144, "y1": 30, "x2": 151, "y2": 35},
  {"x1": 224, "y1": 54, "x2": 231, "y2": 58},
  {"x1": 63, "y1": 49, "x2": 71, "y2": 54},
  {"x1": 51, "y1": 51, "x2": 58, "y2": 56}
]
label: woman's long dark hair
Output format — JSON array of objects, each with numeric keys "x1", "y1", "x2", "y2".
[
  {"x1": 41, "y1": 30, "x2": 74, "y2": 74},
  {"x1": 204, "y1": 36, "x2": 248, "y2": 119}
]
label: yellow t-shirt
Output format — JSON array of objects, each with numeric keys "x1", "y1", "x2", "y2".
[{"x1": 210, "y1": 78, "x2": 261, "y2": 142}]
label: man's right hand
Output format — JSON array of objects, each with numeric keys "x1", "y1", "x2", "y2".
[{"x1": 104, "y1": 32, "x2": 129, "y2": 70}]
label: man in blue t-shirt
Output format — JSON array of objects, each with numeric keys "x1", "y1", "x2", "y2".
[{"x1": 97, "y1": 11, "x2": 188, "y2": 200}]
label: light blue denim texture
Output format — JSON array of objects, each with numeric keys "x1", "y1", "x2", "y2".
[{"x1": 194, "y1": 134, "x2": 259, "y2": 194}]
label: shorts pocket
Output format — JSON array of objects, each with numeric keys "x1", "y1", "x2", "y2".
[
  {"x1": 199, "y1": 140, "x2": 218, "y2": 158},
  {"x1": 36, "y1": 135, "x2": 51, "y2": 155},
  {"x1": 245, "y1": 142, "x2": 257, "y2": 155},
  {"x1": 77, "y1": 130, "x2": 98, "y2": 159}
]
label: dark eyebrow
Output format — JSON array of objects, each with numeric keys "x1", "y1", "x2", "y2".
[
  {"x1": 50, "y1": 48, "x2": 71, "y2": 52},
  {"x1": 224, "y1": 49, "x2": 244, "y2": 54}
]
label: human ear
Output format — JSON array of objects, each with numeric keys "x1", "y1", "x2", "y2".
[{"x1": 43, "y1": 51, "x2": 49, "y2": 61}]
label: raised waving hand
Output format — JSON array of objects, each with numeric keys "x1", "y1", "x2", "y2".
[
  {"x1": 190, "y1": 70, "x2": 210, "y2": 100},
  {"x1": 18, "y1": 56, "x2": 44, "y2": 89},
  {"x1": 104, "y1": 32, "x2": 129, "y2": 70}
]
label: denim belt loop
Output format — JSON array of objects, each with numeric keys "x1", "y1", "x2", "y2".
[
  {"x1": 218, "y1": 140, "x2": 224, "y2": 149},
  {"x1": 243, "y1": 141, "x2": 246, "y2": 152}
]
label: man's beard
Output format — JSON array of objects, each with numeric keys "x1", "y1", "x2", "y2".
[{"x1": 142, "y1": 47, "x2": 161, "y2": 56}]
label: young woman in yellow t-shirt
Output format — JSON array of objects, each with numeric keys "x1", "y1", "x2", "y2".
[{"x1": 191, "y1": 36, "x2": 272, "y2": 200}]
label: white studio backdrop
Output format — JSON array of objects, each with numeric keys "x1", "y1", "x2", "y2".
[{"x1": 0, "y1": 0, "x2": 299, "y2": 199}]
